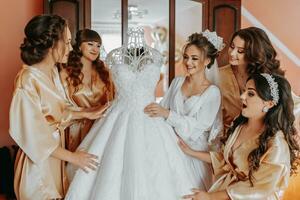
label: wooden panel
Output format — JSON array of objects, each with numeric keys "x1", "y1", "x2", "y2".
[
  {"x1": 208, "y1": 0, "x2": 241, "y2": 67},
  {"x1": 199, "y1": 0, "x2": 209, "y2": 30},
  {"x1": 169, "y1": 0, "x2": 175, "y2": 84},
  {"x1": 44, "y1": 0, "x2": 91, "y2": 41},
  {"x1": 82, "y1": 0, "x2": 91, "y2": 28},
  {"x1": 52, "y1": 1, "x2": 78, "y2": 38}
]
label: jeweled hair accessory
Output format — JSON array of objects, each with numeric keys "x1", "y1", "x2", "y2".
[
  {"x1": 261, "y1": 73, "x2": 279, "y2": 105},
  {"x1": 202, "y1": 29, "x2": 225, "y2": 51}
]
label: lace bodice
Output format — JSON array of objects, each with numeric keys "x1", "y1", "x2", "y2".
[
  {"x1": 106, "y1": 46, "x2": 163, "y2": 72},
  {"x1": 106, "y1": 27, "x2": 163, "y2": 110},
  {"x1": 111, "y1": 63, "x2": 160, "y2": 109},
  {"x1": 105, "y1": 27, "x2": 163, "y2": 72}
]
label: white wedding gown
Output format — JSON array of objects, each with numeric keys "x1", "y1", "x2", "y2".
[{"x1": 65, "y1": 63, "x2": 197, "y2": 200}]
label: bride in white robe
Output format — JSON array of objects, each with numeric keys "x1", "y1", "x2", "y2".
[{"x1": 144, "y1": 31, "x2": 224, "y2": 190}]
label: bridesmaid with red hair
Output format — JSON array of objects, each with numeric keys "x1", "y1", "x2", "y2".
[{"x1": 60, "y1": 29, "x2": 114, "y2": 152}]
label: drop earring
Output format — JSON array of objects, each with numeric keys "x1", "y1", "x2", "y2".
[{"x1": 262, "y1": 106, "x2": 269, "y2": 113}]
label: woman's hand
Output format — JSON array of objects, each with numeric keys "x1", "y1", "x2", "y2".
[
  {"x1": 178, "y1": 137, "x2": 195, "y2": 156},
  {"x1": 144, "y1": 103, "x2": 170, "y2": 118},
  {"x1": 70, "y1": 150, "x2": 100, "y2": 173},
  {"x1": 183, "y1": 189, "x2": 211, "y2": 200}
]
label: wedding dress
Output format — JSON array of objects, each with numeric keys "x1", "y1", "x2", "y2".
[{"x1": 65, "y1": 28, "x2": 197, "y2": 200}]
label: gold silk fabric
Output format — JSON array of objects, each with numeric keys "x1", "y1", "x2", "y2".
[
  {"x1": 61, "y1": 68, "x2": 114, "y2": 152},
  {"x1": 209, "y1": 126, "x2": 290, "y2": 200},
  {"x1": 292, "y1": 92, "x2": 300, "y2": 134},
  {"x1": 9, "y1": 66, "x2": 74, "y2": 200},
  {"x1": 219, "y1": 65, "x2": 242, "y2": 130}
]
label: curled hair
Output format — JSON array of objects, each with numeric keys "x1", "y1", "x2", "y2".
[
  {"x1": 65, "y1": 29, "x2": 112, "y2": 95},
  {"x1": 221, "y1": 73, "x2": 300, "y2": 186},
  {"x1": 20, "y1": 14, "x2": 66, "y2": 65},
  {"x1": 184, "y1": 32, "x2": 219, "y2": 68},
  {"x1": 230, "y1": 27, "x2": 284, "y2": 76}
]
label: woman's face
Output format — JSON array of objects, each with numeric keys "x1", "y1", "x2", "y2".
[
  {"x1": 80, "y1": 41, "x2": 101, "y2": 62},
  {"x1": 54, "y1": 26, "x2": 72, "y2": 64},
  {"x1": 240, "y1": 79, "x2": 271, "y2": 119},
  {"x1": 228, "y1": 36, "x2": 246, "y2": 67},
  {"x1": 182, "y1": 45, "x2": 209, "y2": 76}
]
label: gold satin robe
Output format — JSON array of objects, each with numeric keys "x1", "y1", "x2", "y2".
[
  {"x1": 219, "y1": 64, "x2": 242, "y2": 130},
  {"x1": 61, "y1": 69, "x2": 114, "y2": 152},
  {"x1": 292, "y1": 92, "x2": 300, "y2": 133},
  {"x1": 9, "y1": 66, "x2": 74, "y2": 200},
  {"x1": 280, "y1": 93, "x2": 300, "y2": 200},
  {"x1": 209, "y1": 126, "x2": 290, "y2": 200}
]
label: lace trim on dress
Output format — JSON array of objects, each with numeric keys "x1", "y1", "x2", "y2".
[{"x1": 106, "y1": 27, "x2": 163, "y2": 72}]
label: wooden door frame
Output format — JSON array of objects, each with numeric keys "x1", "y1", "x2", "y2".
[{"x1": 44, "y1": 0, "x2": 240, "y2": 84}]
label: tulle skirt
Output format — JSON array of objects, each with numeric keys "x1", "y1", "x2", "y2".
[{"x1": 65, "y1": 102, "x2": 204, "y2": 200}]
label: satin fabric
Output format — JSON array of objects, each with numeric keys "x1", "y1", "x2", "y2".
[
  {"x1": 292, "y1": 92, "x2": 300, "y2": 133},
  {"x1": 60, "y1": 68, "x2": 114, "y2": 152},
  {"x1": 9, "y1": 66, "x2": 74, "y2": 200},
  {"x1": 219, "y1": 64, "x2": 242, "y2": 130},
  {"x1": 209, "y1": 126, "x2": 290, "y2": 200}
]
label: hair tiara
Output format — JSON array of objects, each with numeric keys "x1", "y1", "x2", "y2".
[
  {"x1": 261, "y1": 73, "x2": 279, "y2": 105},
  {"x1": 202, "y1": 29, "x2": 225, "y2": 51}
]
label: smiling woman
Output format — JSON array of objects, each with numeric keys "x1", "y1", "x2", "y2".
[
  {"x1": 144, "y1": 31, "x2": 224, "y2": 191},
  {"x1": 219, "y1": 27, "x2": 285, "y2": 130},
  {"x1": 60, "y1": 29, "x2": 115, "y2": 152},
  {"x1": 9, "y1": 15, "x2": 103, "y2": 200}
]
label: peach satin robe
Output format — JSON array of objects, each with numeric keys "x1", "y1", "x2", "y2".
[
  {"x1": 61, "y1": 69, "x2": 114, "y2": 152},
  {"x1": 219, "y1": 64, "x2": 242, "y2": 130},
  {"x1": 9, "y1": 66, "x2": 75, "y2": 200},
  {"x1": 209, "y1": 126, "x2": 290, "y2": 200}
]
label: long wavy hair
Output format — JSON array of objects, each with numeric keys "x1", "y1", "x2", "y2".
[
  {"x1": 230, "y1": 27, "x2": 284, "y2": 76},
  {"x1": 65, "y1": 29, "x2": 112, "y2": 96},
  {"x1": 221, "y1": 73, "x2": 300, "y2": 185}
]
